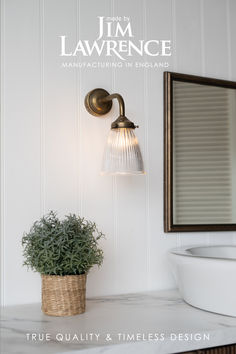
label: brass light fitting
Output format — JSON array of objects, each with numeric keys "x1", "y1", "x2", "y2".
[
  {"x1": 84, "y1": 88, "x2": 144, "y2": 175},
  {"x1": 84, "y1": 88, "x2": 138, "y2": 129}
]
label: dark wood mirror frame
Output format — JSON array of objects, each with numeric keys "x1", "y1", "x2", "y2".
[{"x1": 164, "y1": 71, "x2": 236, "y2": 232}]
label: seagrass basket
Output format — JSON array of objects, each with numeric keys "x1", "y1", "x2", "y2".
[{"x1": 41, "y1": 274, "x2": 87, "y2": 316}]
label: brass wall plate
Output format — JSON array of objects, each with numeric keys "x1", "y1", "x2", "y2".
[{"x1": 84, "y1": 88, "x2": 112, "y2": 116}]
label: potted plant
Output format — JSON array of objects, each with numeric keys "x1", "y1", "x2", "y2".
[{"x1": 22, "y1": 211, "x2": 104, "y2": 317}]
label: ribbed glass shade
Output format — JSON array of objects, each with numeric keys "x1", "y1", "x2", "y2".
[{"x1": 101, "y1": 128, "x2": 144, "y2": 175}]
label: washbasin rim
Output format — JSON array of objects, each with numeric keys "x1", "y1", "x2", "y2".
[{"x1": 169, "y1": 244, "x2": 236, "y2": 261}]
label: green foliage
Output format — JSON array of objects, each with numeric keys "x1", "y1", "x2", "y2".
[{"x1": 22, "y1": 211, "x2": 104, "y2": 276}]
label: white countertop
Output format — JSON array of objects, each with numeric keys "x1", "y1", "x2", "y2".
[{"x1": 1, "y1": 289, "x2": 236, "y2": 354}]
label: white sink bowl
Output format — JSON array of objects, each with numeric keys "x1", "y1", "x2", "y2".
[{"x1": 169, "y1": 245, "x2": 236, "y2": 317}]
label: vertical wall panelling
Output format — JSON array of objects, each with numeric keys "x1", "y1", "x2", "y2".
[
  {"x1": 111, "y1": 0, "x2": 118, "y2": 293},
  {"x1": 203, "y1": 0, "x2": 234, "y2": 245},
  {"x1": 171, "y1": 0, "x2": 177, "y2": 72},
  {"x1": 174, "y1": 0, "x2": 208, "y2": 246},
  {"x1": 146, "y1": 0, "x2": 178, "y2": 290},
  {"x1": 3, "y1": 0, "x2": 42, "y2": 305},
  {"x1": 203, "y1": 0, "x2": 228, "y2": 79},
  {"x1": 142, "y1": 0, "x2": 151, "y2": 289},
  {"x1": 226, "y1": 0, "x2": 232, "y2": 81},
  {"x1": 200, "y1": 0, "x2": 206, "y2": 77},
  {"x1": 79, "y1": 0, "x2": 117, "y2": 297},
  {"x1": 175, "y1": 0, "x2": 202, "y2": 75},
  {"x1": 112, "y1": 0, "x2": 148, "y2": 294},
  {"x1": 39, "y1": 0, "x2": 45, "y2": 216},
  {"x1": 43, "y1": 0, "x2": 77, "y2": 215},
  {"x1": 75, "y1": 0, "x2": 82, "y2": 216},
  {"x1": 171, "y1": 0, "x2": 181, "y2": 248},
  {"x1": 1, "y1": 0, "x2": 236, "y2": 305}
]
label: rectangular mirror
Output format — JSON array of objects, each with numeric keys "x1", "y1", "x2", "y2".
[{"x1": 164, "y1": 72, "x2": 236, "y2": 232}]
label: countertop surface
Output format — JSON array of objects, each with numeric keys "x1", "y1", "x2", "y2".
[{"x1": 1, "y1": 289, "x2": 236, "y2": 354}]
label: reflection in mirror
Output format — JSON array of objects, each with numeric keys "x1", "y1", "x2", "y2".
[{"x1": 173, "y1": 81, "x2": 236, "y2": 225}]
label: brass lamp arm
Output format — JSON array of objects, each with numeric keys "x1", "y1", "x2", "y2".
[
  {"x1": 101, "y1": 93, "x2": 125, "y2": 117},
  {"x1": 84, "y1": 88, "x2": 136, "y2": 129}
]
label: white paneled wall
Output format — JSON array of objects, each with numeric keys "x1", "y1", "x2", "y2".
[{"x1": 1, "y1": 0, "x2": 236, "y2": 306}]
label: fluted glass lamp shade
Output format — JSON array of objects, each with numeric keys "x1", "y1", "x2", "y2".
[
  {"x1": 84, "y1": 88, "x2": 145, "y2": 175},
  {"x1": 101, "y1": 128, "x2": 144, "y2": 175}
]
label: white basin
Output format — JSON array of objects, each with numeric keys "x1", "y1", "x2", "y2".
[{"x1": 169, "y1": 245, "x2": 236, "y2": 317}]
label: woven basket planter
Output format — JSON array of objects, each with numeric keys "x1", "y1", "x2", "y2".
[{"x1": 41, "y1": 274, "x2": 87, "y2": 316}]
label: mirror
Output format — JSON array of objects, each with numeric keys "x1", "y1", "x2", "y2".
[{"x1": 164, "y1": 72, "x2": 236, "y2": 232}]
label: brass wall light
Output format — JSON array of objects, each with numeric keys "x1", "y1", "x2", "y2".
[{"x1": 84, "y1": 88, "x2": 144, "y2": 175}]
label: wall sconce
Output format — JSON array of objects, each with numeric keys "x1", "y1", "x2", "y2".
[{"x1": 84, "y1": 88, "x2": 144, "y2": 175}]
